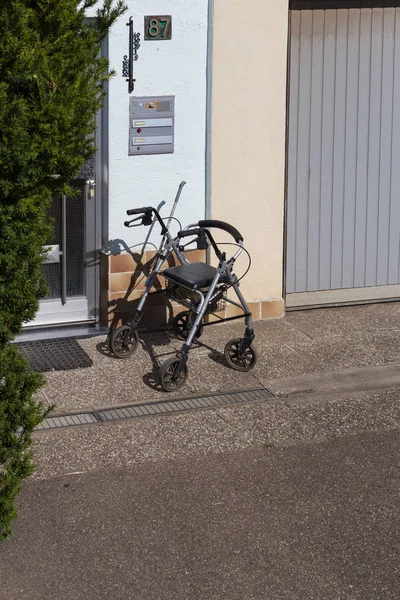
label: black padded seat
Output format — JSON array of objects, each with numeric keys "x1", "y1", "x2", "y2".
[{"x1": 163, "y1": 262, "x2": 217, "y2": 290}]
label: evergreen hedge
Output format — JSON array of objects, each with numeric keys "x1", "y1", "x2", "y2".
[{"x1": 0, "y1": 0, "x2": 126, "y2": 540}]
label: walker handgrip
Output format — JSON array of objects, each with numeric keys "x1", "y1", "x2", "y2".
[
  {"x1": 198, "y1": 220, "x2": 243, "y2": 243},
  {"x1": 126, "y1": 206, "x2": 152, "y2": 216},
  {"x1": 178, "y1": 228, "x2": 201, "y2": 238}
]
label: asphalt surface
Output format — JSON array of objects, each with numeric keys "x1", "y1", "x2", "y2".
[{"x1": 1, "y1": 427, "x2": 399, "y2": 600}]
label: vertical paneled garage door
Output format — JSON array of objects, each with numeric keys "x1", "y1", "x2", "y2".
[{"x1": 286, "y1": 6, "x2": 400, "y2": 307}]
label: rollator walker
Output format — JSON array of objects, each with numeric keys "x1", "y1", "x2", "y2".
[{"x1": 108, "y1": 182, "x2": 257, "y2": 391}]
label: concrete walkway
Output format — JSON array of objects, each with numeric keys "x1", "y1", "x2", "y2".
[
  {"x1": 36, "y1": 301, "x2": 400, "y2": 414},
  {"x1": 27, "y1": 302, "x2": 400, "y2": 480}
]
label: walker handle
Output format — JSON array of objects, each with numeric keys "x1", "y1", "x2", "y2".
[
  {"x1": 198, "y1": 220, "x2": 243, "y2": 243},
  {"x1": 126, "y1": 207, "x2": 152, "y2": 216},
  {"x1": 178, "y1": 228, "x2": 201, "y2": 238}
]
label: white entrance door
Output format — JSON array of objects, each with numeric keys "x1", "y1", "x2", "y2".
[{"x1": 29, "y1": 179, "x2": 97, "y2": 327}]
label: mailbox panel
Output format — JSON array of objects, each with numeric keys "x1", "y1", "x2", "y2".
[{"x1": 129, "y1": 96, "x2": 174, "y2": 155}]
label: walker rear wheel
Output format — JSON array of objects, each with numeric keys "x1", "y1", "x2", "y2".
[
  {"x1": 109, "y1": 326, "x2": 139, "y2": 358},
  {"x1": 172, "y1": 311, "x2": 203, "y2": 341},
  {"x1": 159, "y1": 356, "x2": 188, "y2": 392},
  {"x1": 224, "y1": 338, "x2": 257, "y2": 372}
]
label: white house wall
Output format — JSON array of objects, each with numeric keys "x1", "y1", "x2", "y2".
[{"x1": 87, "y1": 1, "x2": 209, "y2": 249}]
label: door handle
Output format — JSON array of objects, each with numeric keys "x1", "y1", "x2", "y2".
[
  {"x1": 87, "y1": 180, "x2": 95, "y2": 198},
  {"x1": 61, "y1": 194, "x2": 67, "y2": 305}
]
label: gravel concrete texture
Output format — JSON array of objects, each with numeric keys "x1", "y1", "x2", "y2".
[
  {"x1": 284, "y1": 302, "x2": 400, "y2": 339},
  {"x1": 32, "y1": 406, "x2": 255, "y2": 479},
  {"x1": 219, "y1": 389, "x2": 400, "y2": 447},
  {"x1": 41, "y1": 332, "x2": 192, "y2": 412},
  {"x1": 41, "y1": 325, "x2": 265, "y2": 412},
  {"x1": 182, "y1": 352, "x2": 262, "y2": 394},
  {"x1": 32, "y1": 389, "x2": 400, "y2": 480},
  {"x1": 252, "y1": 315, "x2": 400, "y2": 384},
  {"x1": 2, "y1": 430, "x2": 400, "y2": 600},
  {"x1": 269, "y1": 362, "x2": 400, "y2": 397},
  {"x1": 37, "y1": 303, "x2": 400, "y2": 414}
]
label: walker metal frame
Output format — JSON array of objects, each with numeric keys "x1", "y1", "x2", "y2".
[{"x1": 108, "y1": 181, "x2": 257, "y2": 391}]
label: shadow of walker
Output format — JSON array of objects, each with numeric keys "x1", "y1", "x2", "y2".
[
  {"x1": 106, "y1": 238, "x2": 179, "y2": 334},
  {"x1": 101, "y1": 238, "x2": 231, "y2": 392}
]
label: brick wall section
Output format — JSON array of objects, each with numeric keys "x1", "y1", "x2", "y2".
[
  {"x1": 101, "y1": 249, "x2": 206, "y2": 328},
  {"x1": 100, "y1": 249, "x2": 284, "y2": 329}
]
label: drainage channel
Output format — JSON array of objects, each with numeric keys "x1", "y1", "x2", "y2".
[{"x1": 36, "y1": 388, "x2": 276, "y2": 431}]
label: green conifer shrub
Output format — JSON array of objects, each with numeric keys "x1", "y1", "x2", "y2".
[{"x1": 0, "y1": 0, "x2": 126, "y2": 540}]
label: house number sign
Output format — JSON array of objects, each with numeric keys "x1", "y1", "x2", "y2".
[{"x1": 144, "y1": 16, "x2": 172, "y2": 40}]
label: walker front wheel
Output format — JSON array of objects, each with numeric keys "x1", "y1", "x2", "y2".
[
  {"x1": 224, "y1": 338, "x2": 257, "y2": 372},
  {"x1": 159, "y1": 356, "x2": 188, "y2": 392},
  {"x1": 109, "y1": 326, "x2": 139, "y2": 358}
]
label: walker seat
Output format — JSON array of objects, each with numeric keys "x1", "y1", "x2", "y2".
[{"x1": 163, "y1": 262, "x2": 217, "y2": 290}]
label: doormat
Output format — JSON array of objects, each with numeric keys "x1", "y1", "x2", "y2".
[{"x1": 16, "y1": 338, "x2": 93, "y2": 373}]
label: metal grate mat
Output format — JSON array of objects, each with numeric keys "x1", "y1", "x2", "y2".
[{"x1": 16, "y1": 338, "x2": 93, "y2": 372}]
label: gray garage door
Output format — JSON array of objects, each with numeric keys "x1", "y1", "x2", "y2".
[{"x1": 286, "y1": 6, "x2": 400, "y2": 307}]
